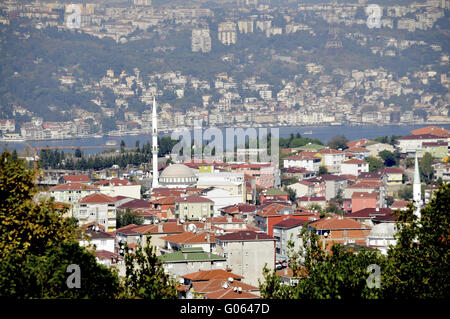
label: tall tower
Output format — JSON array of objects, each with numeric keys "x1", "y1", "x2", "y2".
[
  {"x1": 413, "y1": 152, "x2": 422, "y2": 219},
  {"x1": 151, "y1": 96, "x2": 159, "y2": 188}
]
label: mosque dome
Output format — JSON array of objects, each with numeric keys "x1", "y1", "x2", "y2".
[{"x1": 159, "y1": 164, "x2": 197, "y2": 188}]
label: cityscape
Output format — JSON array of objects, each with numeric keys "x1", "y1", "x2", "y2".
[{"x1": 0, "y1": 0, "x2": 448, "y2": 307}]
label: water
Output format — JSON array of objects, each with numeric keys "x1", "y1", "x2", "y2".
[{"x1": 2, "y1": 124, "x2": 449, "y2": 155}]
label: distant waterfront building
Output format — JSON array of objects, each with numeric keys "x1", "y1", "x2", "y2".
[
  {"x1": 218, "y1": 22, "x2": 237, "y2": 46},
  {"x1": 238, "y1": 20, "x2": 253, "y2": 34},
  {"x1": 133, "y1": 0, "x2": 152, "y2": 6},
  {"x1": 191, "y1": 28, "x2": 212, "y2": 53}
]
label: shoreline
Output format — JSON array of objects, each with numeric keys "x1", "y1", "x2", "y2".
[{"x1": 2, "y1": 122, "x2": 450, "y2": 143}]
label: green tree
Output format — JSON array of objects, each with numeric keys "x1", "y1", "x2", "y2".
[
  {"x1": 379, "y1": 150, "x2": 397, "y2": 167},
  {"x1": 318, "y1": 165, "x2": 328, "y2": 175},
  {"x1": 383, "y1": 183, "x2": 450, "y2": 298},
  {"x1": 116, "y1": 209, "x2": 144, "y2": 229},
  {"x1": 366, "y1": 156, "x2": 385, "y2": 172},
  {"x1": 0, "y1": 150, "x2": 120, "y2": 298},
  {"x1": 397, "y1": 186, "x2": 413, "y2": 201},
  {"x1": 327, "y1": 135, "x2": 349, "y2": 150},
  {"x1": 419, "y1": 152, "x2": 434, "y2": 184},
  {"x1": 122, "y1": 239, "x2": 178, "y2": 299}
]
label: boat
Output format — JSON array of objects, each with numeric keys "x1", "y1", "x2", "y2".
[
  {"x1": 0, "y1": 134, "x2": 25, "y2": 142},
  {"x1": 303, "y1": 130, "x2": 313, "y2": 135},
  {"x1": 106, "y1": 140, "x2": 118, "y2": 146}
]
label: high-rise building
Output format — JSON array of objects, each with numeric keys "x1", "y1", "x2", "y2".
[
  {"x1": 191, "y1": 29, "x2": 212, "y2": 53},
  {"x1": 218, "y1": 22, "x2": 237, "y2": 46}
]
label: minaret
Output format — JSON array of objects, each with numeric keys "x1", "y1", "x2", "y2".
[
  {"x1": 151, "y1": 96, "x2": 159, "y2": 188},
  {"x1": 413, "y1": 152, "x2": 422, "y2": 219}
]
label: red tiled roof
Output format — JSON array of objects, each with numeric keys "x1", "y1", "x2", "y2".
[
  {"x1": 183, "y1": 269, "x2": 243, "y2": 281},
  {"x1": 63, "y1": 174, "x2": 90, "y2": 183},
  {"x1": 118, "y1": 199, "x2": 151, "y2": 210},
  {"x1": 347, "y1": 181, "x2": 382, "y2": 189},
  {"x1": 391, "y1": 200, "x2": 411, "y2": 208},
  {"x1": 346, "y1": 208, "x2": 392, "y2": 219},
  {"x1": 50, "y1": 182, "x2": 99, "y2": 191},
  {"x1": 174, "y1": 195, "x2": 214, "y2": 204},
  {"x1": 79, "y1": 193, "x2": 116, "y2": 204},
  {"x1": 318, "y1": 148, "x2": 345, "y2": 154},
  {"x1": 204, "y1": 287, "x2": 260, "y2": 299},
  {"x1": 398, "y1": 134, "x2": 441, "y2": 140},
  {"x1": 346, "y1": 147, "x2": 369, "y2": 153},
  {"x1": 161, "y1": 231, "x2": 215, "y2": 244},
  {"x1": 207, "y1": 216, "x2": 245, "y2": 224},
  {"x1": 351, "y1": 192, "x2": 378, "y2": 199},
  {"x1": 216, "y1": 231, "x2": 274, "y2": 242},
  {"x1": 343, "y1": 159, "x2": 368, "y2": 165},
  {"x1": 95, "y1": 178, "x2": 137, "y2": 186},
  {"x1": 309, "y1": 217, "x2": 365, "y2": 230},
  {"x1": 273, "y1": 218, "x2": 306, "y2": 229},
  {"x1": 410, "y1": 126, "x2": 450, "y2": 138},
  {"x1": 347, "y1": 139, "x2": 374, "y2": 148}
]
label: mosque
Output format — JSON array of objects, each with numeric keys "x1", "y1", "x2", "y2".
[{"x1": 150, "y1": 97, "x2": 198, "y2": 189}]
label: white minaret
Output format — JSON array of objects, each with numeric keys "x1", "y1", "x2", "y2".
[
  {"x1": 413, "y1": 152, "x2": 422, "y2": 219},
  {"x1": 151, "y1": 96, "x2": 159, "y2": 188}
]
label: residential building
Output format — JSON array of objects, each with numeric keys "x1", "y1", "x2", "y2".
[
  {"x1": 340, "y1": 159, "x2": 369, "y2": 176},
  {"x1": 351, "y1": 192, "x2": 379, "y2": 213},
  {"x1": 229, "y1": 163, "x2": 277, "y2": 189},
  {"x1": 215, "y1": 231, "x2": 276, "y2": 287},
  {"x1": 95, "y1": 178, "x2": 141, "y2": 199},
  {"x1": 159, "y1": 247, "x2": 227, "y2": 278},
  {"x1": 192, "y1": 28, "x2": 211, "y2": 53},
  {"x1": 74, "y1": 193, "x2": 117, "y2": 231},
  {"x1": 273, "y1": 218, "x2": 306, "y2": 259},
  {"x1": 308, "y1": 216, "x2": 371, "y2": 251},
  {"x1": 49, "y1": 182, "x2": 99, "y2": 205},
  {"x1": 174, "y1": 196, "x2": 215, "y2": 221},
  {"x1": 283, "y1": 154, "x2": 322, "y2": 172}
]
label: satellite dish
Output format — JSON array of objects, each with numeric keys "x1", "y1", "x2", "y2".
[
  {"x1": 228, "y1": 277, "x2": 234, "y2": 283},
  {"x1": 180, "y1": 219, "x2": 185, "y2": 224},
  {"x1": 188, "y1": 224, "x2": 197, "y2": 233},
  {"x1": 95, "y1": 226, "x2": 99, "y2": 232},
  {"x1": 233, "y1": 287, "x2": 238, "y2": 292},
  {"x1": 202, "y1": 217, "x2": 206, "y2": 222},
  {"x1": 154, "y1": 219, "x2": 159, "y2": 224},
  {"x1": 220, "y1": 230, "x2": 224, "y2": 234},
  {"x1": 179, "y1": 278, "x2": 184, "y2": 284},
  {"x1": 324, "y1": 232, "x2": 328, "y2": 237},
  {"x1": 222, "y1": 282, "x2": 229, "y2": 289},
  {"x1": 238, "y1": 287, "x2": 242, "y2": 293}
]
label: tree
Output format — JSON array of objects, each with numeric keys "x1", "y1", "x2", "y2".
[
  {"x1": 116, "y1": 209, "x2": 144, "y2": 229},
  {"x1": 366, "y1": 156, "x2": 384, "y2": 172},
  {"x1": 397, "y1": 186, "x2": 413, "y2": 200},
  {"x1": 74, "y1": 147, "x2": 82, "y2": 158},
  {"x1": 122, "y1": 239, "x2": 178, "y2": 299},
  {"x1": 379, "y1": 150, "x2": 397, "y2": 167},
  {"x1": 120, "y1": 140, "x2": 126, "y2": 153},
  {"x1": 259, "y1": 226, "x2": 385, "y2": 299},
  {"x1": 327, "y1": 135, "x2": 349, "y2": 150},
  {"x1": 419, "y1": 152, "x2": 434, "y2": 185},
  {"x1": 0, "y1": 150, "x2": 120, "y2": 298},
  {"x1": 383, "y1": 183, "x2": 450, "y2": 298},
  {"x1": 318, "y1": 165, "x2": 328, "y2": 175}
]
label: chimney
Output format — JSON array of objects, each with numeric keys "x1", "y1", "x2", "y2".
[{"x1": 158, "y1": 224, "x2": 163, "y2": 233}]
